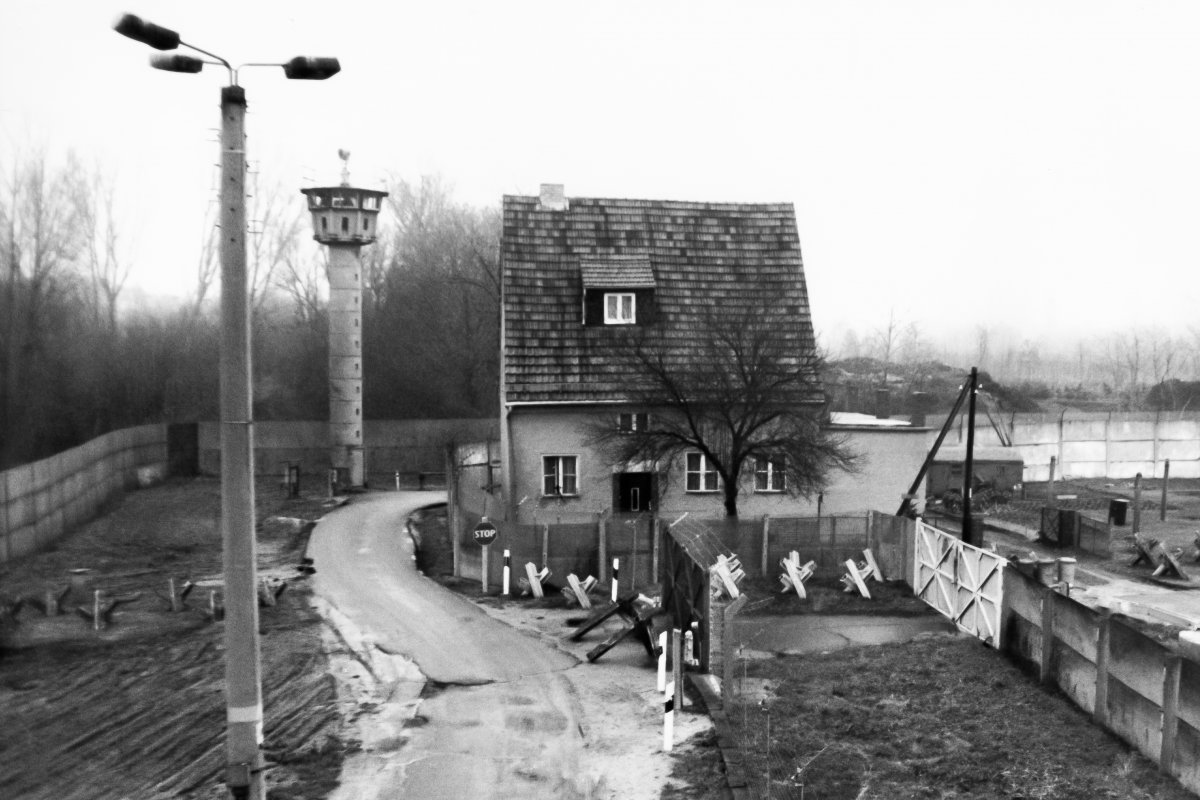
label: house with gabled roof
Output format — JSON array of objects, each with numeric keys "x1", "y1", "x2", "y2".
[{"x1": 498, "y1": 183, "x2": 865, "y2": 524}]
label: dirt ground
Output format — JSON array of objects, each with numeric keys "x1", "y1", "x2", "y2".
[
  {"x1": 0, "y1": 477, "x2": 347, "y2": 800},
  {"x1": 989, "y1": 477, "x2": 1200, "y2": 579}
]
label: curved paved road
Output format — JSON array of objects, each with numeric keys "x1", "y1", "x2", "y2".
[{"x1": 310, "y1": 492, "x2": 590, "y2": 799}]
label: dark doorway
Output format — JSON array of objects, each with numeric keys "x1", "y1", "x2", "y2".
[{"x1": 615, "y1": 472, "x2": 654, "y2": 513}]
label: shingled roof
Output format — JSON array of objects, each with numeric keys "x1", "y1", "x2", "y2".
[{"x1": 502, "y1": 191, "x2": 821, "y2": 404}]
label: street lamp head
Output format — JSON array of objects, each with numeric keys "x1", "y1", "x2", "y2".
[
  {"x1": 282, "y1": 56, "x2": 341, "y2": 80},
  {"x1": 113, "y1": 13, "x2": 181, "y2": 51},
  {"x1": 150, "y1": 53, "x2": 205, "y2": 74}
]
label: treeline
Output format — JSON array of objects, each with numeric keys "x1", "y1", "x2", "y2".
[
  {"x1": 1, "y1": 150, "x2": 498, "y2": 469},
  {"x1": 833, "y1": 311, "x2": 1200, "y2": 413}
]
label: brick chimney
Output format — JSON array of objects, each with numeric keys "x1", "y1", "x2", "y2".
[{"x1": 538, "y1": 183, "x2": 568, "y2": 211}]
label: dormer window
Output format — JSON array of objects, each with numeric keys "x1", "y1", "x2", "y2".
[
  {"x1": 605, "y1": 293, "x2": 635, "y2": 324},
  {"x1": 580, "y1": 256, "x2": 656, "y2": 327}
]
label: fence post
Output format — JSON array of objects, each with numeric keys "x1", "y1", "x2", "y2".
[
  {"x1": 1133, "y1": 473, "x2": 1143, "y2": 534},
  {"x1": 651, "y1": 517, "x2": 660, "y2": 585},
  {"x1": 1039, "y1": 587, "x2": 1056, "y2": 685},
  {"x1": 1047, "y1": 455, "x2": 1056, "y2": 503},
  {"x1": 1162, "y1": 654, "x2": 1182, "y2": 773},
  {"x1": 598, "y1": 516, "x2": 608, "y2": 583},
  {"x1": 541, "y1": 523, "x2": 549, "y2": 570},
  {"x1": 1161, "y1": 460, "x2": 1170, "y2": 522},
  {"x1": 1093, "y1": 614, "x2": 1111, "y2": 727},
  {"x1": 760, "y1": 515, "x2": 770, "y2": 577}
]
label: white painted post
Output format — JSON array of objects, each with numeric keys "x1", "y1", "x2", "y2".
[
  {"x1": 612, "y1": 557, "x2": 620, "y2": 602},
  {"x1": 482, "y1": 545, "x2": 490, "y2": 594},
  {"x1": 684, "y1": 627, "x2": 694, "y2": 665},
  {"x1": 502, "y1": 549, "x2": 511, "y2": 596},
  {"x1": 663, "y1": 680, "x2": 675, "y2": 751},
  {"x1": 395, "y1": 470, "x2": 400, "y2": 491},
  {"x1": 657, "y1": 630, "x2": 667, "y2": 692},
  {"x1": 93, "y1": 590, "x2": 101, "y2": 631}
]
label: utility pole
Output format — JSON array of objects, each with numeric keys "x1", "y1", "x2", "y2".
[
  {"x1": 113, "y1": 15, "x2": 340, "y2": 798},
  {"x1": 217, "y1": 84, "x2": 265, "y2": 798},
  {"x1": 961, "y1": 366, "x2": 979, "y2": 547}
]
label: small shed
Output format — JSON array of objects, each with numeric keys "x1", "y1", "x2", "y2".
[{"x1": 926, "y1": 446, "x2": 1024, "y2": 499}]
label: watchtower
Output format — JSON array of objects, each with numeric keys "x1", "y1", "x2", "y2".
[{"x1": 301, "y1": 152, "x2": 387, "y2": 488}]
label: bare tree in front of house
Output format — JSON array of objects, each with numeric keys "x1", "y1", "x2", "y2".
[{"x1": 589, "y1": 302, "x2": 857, "y2": 518}]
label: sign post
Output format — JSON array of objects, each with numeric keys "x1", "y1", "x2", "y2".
[{"x1": 473, "y1": 518, "x2": 499, "y2": 594}]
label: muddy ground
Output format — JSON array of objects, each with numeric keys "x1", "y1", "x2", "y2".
[{"x1": 0, "y1": 477, "x2": 346, "y2": 800}]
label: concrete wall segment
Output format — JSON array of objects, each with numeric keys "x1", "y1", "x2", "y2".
[
  {"x1": 1106, "y1": 620, "x2": 1166, "y2": 704},
  {"x1": 1052, "y1": 595, "x2": 1100, "y2": 662}
]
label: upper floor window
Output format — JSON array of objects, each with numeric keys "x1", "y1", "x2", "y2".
[
  {"x1": 543, "y1": 455, "x2": 578, "y2": 496},
  {"x1": 754, "y1": 456, "x2": 786, "y2": 492},
  {"x1": 618, "y1": 412, "x2": 648, "y2": 434},
  {"x1": 604, "y1": 293, "x2": 635, "y2": 324},
  {"x1": 685, "y1": 452, "x2": 719, "y2": 493}
]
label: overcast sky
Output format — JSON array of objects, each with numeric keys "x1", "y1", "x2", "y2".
[{"x1": 3, "y1": 1, "x2": 1198, "y2": 349}]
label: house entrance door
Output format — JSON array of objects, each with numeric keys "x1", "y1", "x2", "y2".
[{"x1": 615, "y1": 473, "x2": 654, "y2": 513}]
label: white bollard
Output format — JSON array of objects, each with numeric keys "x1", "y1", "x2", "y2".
[
  {"x1": 663, "y1": 680, "x2": 675, "y2": 751},
  {"x1": 612, "y1": 557, "x2": 620, "y2": 602},
  {"x1": 503, "y1": 550, "x2": 511, "y2": 596},
  {"x1": 395, "y1": 470, "x2": 400, "y2": 491},
  {"x1": 657, "y1": 630, "x2": 667, "y2": 692}
]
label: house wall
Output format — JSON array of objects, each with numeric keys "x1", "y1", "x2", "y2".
[{"x1": 505, "y1": 406, "x2": 930, "y2": 524}]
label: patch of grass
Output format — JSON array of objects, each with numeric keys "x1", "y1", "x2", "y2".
[{"x1": 725, "y1": 636, "x2": 1194, "y2": 800}]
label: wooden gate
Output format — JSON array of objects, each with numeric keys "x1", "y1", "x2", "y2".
[{"x1": 914, "y1": 521, "x2": 1006, "y2": 647}]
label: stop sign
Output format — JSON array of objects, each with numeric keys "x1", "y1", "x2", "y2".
[{"x1": 472, "y1": 520, "x2": 498, "y2": 547}]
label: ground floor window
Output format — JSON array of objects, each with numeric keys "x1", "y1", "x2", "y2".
[
  {"x1": 685, "y1": 452, "x2": 719, "y2": 492},
  {"x1": 754, "y1": 456, "x2": 786, "y2": 492},
  {"x1": 543, "y1": 455, "x2": 578, "y2": 496}
]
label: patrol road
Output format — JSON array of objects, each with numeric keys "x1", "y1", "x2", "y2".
[{"x1": 310, "y1": 492, "x2": 593, "y2": 799}]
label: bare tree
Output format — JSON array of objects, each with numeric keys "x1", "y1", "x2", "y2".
[
  {"x1": 0, "y1": 150, "x2": 84, "y2": 465},
  {"x1": 246, "y1": 169, "x2": 305, "y2": 316},
  {"x1": 367, "y1": 174, "x2": 500, "y2": 415},
  {"x1": 974, "y1": 325, "x2": 990, "y2": 369},
  {"x1": 590, "y1": 301, "x2": 857, "y2": 517},
  {"x1": 871, "y1": 308, "x2": 902, "y2": 383},
  {"x1": 69, "y1": 156, "x2": 131, "y2": 331}
]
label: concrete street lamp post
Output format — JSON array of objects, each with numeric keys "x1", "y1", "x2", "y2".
[{"x1": 113, "y1": 14, "x2": 339, "y2": 800}]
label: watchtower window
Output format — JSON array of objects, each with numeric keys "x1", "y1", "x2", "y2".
[
  {"x1": 341, "y1": 216, "x2": 349, "y2": 232},
  {"x1": 321, "y1": 217, "x2": 328, "y2": 232}
]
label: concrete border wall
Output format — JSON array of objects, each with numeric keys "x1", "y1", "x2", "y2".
[
  {"x1": 1, "y1": 425, "x2": 168, "y2": 564},
  {"x1": 198, "y1": 419, "x2": 497, "y2": 479},
  {"x1": 1001, "y1": 567, "x2": 1199, "y2": 793},
  {"x1": 940, "y1": 411, "x2": 1200, "y2": 481}
]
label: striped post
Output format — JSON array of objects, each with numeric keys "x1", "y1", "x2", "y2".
[
  {"x1": 502, "y1": 549, "x2": 511, "y2": 596},
  {"x1": 611, "y1": 557, "x2": 620, "y2": 602},
  {"x1": 657, "y1": 630, "x2": 667, "y2": 692},
  {"x1": 663, "y1": 680, "x2": 675, "y2": 751}
]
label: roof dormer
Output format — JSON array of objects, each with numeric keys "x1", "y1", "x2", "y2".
[{"x1": 580, "y1": 255, "x2": 656, "y2": 326}]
